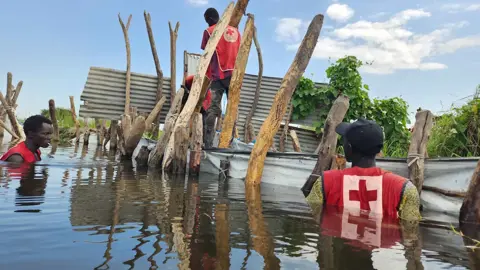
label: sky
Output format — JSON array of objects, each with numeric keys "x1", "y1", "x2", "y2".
[{"x1": 1, "y1": 0, "x2": 480, "y2": 122}]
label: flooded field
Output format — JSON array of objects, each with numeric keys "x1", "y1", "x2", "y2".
[{"x1": 0, "y1": 141, "x2": 477, "y2": 269}]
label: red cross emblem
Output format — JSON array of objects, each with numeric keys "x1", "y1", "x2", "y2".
[
  {"x1": 349, "y1": 179, "x2": 378, "y2": 211},
  {"x1": 347, "y1": 212, "x2": 377, "y2": 238},
  {"x1": 223, "y1": 27, "x2": 238, "y2": 43}
]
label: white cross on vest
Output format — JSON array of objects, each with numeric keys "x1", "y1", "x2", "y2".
[{"x1": 343, "y1": 175, "x2": 383, "y2": 214}]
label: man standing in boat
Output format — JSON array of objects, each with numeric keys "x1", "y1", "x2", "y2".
[
  {"x1": 301, "y1": 118, "x2": 421, "y2": 221},
  {"x1": 1, "y1": 115, "x2": 53, "y2": 163},
  {"x1": 201, "y1": 7, "x2": 241, "y2": 148}
]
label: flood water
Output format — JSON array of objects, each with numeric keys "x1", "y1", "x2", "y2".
[{"x1": 0, "y1": 140, "x2": 478, "y2": 269}]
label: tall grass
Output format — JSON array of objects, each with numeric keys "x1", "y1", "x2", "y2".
[{"x1": 40, "y1": 107, "x2": 109, "y2": 129}]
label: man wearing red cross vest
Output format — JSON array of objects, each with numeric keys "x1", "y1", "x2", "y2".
[
  {"x1": 302, "y1": 118, "x2": 421, "y2": 221},
  {"x1": 201, "y1": 7, "x2": 241, "y2": 148}
]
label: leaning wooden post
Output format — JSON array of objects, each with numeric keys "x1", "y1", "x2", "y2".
[
  {"x1": 290, "y1": 129, "x2": 302, "y2": 152},
  {"x1": 244, "y1": 26, "x2": 263, "y2": 143},
  {"x1": 459, "y1": 159, "x2": 480, "y2": 225},
  {"x1": 245, "y1": 14, "x2": 324, "y2": 185},
  {"x1": 69, "y1": 96, "x2": 80, "y2": 143},
  {"x1": 84, "y1": 119, "x2": 91, "y2": 146},
  {"x1": 0, "y1": 91, "x2": 24, "y2": 140},
  {"x1": 229, "y1": 0, "x2": 249, "y2": 27},
  {"x1": 189, "y1": 112, "x2": 203, "y2": 175},
  {"x1": 169, "y1": 21, "x2": 180, "y2": 102},
  {"x1": 48, "y1": 99, "x2": 59, "y2": 142},
  {"x1": 145, "y1": 96, "x2": 167, "y2": 133},
  {"x1": 163, "y1": 2, "x2": 235, "y2": 173},
  {"x1": 407, "y1": 110, "x2": 434, "y2": 196},
  {"x1": 95, "y1": 119, "x2": 101, "y2": 146},
  {"x1": 144, "y1": 11, "x2": 164, "y2": 140},
  {"x1": 311, "y1": 95, "x2": 350, "y2": 175},
  {"x1": 119, "y1": 14, "x2": 133, "y2": 115},
  {"x1": 109, "y1": 120, "x2": 118, "y2": 151},
  {"x1": 219, "y1": 14, "x2": 255, "y2": 148}
]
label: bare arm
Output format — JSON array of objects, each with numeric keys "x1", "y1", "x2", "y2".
[
  {"x1": 398, "y1": 181, "x2": 422, "y2": 221},
  {"x1": 5, "y1": 154, "x2": 24, "y2": 163},
  {"x1": 305, "y1": 175, "x2": 325, "y2": 217}
]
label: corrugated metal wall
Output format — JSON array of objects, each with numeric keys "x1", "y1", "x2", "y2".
[
  {"x1": 78, "y1": 52, "x2": 328, "y2": 153},
  {"x1": 79, "y1": 67, "x2": 172, "y2": 122}
]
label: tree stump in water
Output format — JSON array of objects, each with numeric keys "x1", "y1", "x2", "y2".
[
  {"x1": 189, "y1": 112, "x2": 203, "y2": 175},
  {"x1": 245, "y1": 14, "x2": 324, "y2": 186},
  {"x1": 48, "y1": 99, "x2": 59, "y2": 142},
  {"x1": 69, "y1": 96, "x2": 80, "y2": 143},
  {"x1": 407, "y1": 110, "x2": 434, "y2": 196}
]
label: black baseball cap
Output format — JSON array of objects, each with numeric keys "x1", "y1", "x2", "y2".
[{"x1": 335, "y1": 118, "x2": 384, "y2": 156}]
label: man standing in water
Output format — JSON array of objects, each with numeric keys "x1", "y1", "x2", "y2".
[
  {"x1": 201, "y1": 7, "x2": 241, "y2": 148},
  {"x1": 1, "y1": 115, "x2": 53, "y2": 163},
  {"x1": 301, "y1": 118, "x2": 421, "y2": 221}
]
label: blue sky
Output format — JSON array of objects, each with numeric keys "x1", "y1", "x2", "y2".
[{"x1": 1, "y1": 0, "x2": 479, "y2": 122}]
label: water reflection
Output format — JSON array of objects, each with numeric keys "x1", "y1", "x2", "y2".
[{"x1": 0, "y1": 141, "x2": 477, "y2": 269}]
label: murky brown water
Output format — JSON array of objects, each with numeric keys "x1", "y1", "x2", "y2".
[{"x1": 0, "y1": 141, "x2": 478, "y2": 269}]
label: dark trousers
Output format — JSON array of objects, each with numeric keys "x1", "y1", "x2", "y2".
[{"x1": 204, "y1": 77, "x2": 231, "y2": 149}]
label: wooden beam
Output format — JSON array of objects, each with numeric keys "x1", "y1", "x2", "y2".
[
  {"x1": 245, "y1": 14, "x2": 324, "y2": 185},
  {"x1": 229, "y1": 0, "x2": 249, "y2": 28},
  {"x1": 188, "y1": 112, "x2": 203, "y2": 175},
  {"x1": 311, "y1": 95, "x2": 350, "y2": 175},
  {"x1": 0, "y1": 91, "x2": 24, "y2": 139},
  {"x1": 219, "y1": 14, "x2": 255, "y2": 148},
  {"x1": 0, "y1": 119, "x2": 19, "y2": 140},
  {"x1": 407, "y1": 110, "x2": 434, "y2": 196},
  {"x1": 118, "y1": 14, "x2": 133, "y2": 115},
  {"x1": 145, "y1": 96, "x2": 167, "y2": 132},
  {"x1": 279, "y1": 103, "x2": 293, "y2": 152},
  {"x1": 169, "y1": 21, "x2": 180, "y2": 102},
  {"x1": 163, "y1": 2, "x2": 235, "y2": 173},
  {"x1": 109, "y1": 120, "x2": 118, "y2": 151},
  {"x1": 244, "y1": 25, "x2": 263, "y2": 144},
  {"x1": 289, "y1": 129, "x2": 301, "y2": 152},
  {"x1": 48, "y1": 99, "x2": 59, "y2": 142}
]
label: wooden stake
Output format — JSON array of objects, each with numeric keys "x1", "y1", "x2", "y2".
[
  {"x1": 100, "y1": 120, "x2": 106, "y2": 146},
  {"x1": 245, "y1": 14, "x2": 324, "y2": 185},
  {"x1": 149, "y1": 88, "x2": 185, "y2": 168},
  {"x1": 145, "y1": 96, "x2": 167, "y2": 133},
  {"x1": 95, "y1": 119, "x2": 101, "y2": 146},
  {"x1": 48, "y1": 99, "x2": 59, "y2": 142},
  {"x1": 118, "y1": 14, "x2": 133, "y2": 115},
  {"x1": 279, "y1": 103, "x2": 293, "y2": 152},
  {"x1": 84, "y1": 121, "x2": 91, "y2": 146},
  {"x1": 144, "y1": 11, "x2": 164, "y2": 140},
  {"x1": 69, "y1": 96, "x2": 80, "y2": 143},
  {"x1": 407, "y1": 110, "x2": 434, "y2": 196},
  {"x1": 311, "y1": 95, "x2": 350, "y2": 175},
  {"x1": 103, "y1": 125, "x2": 110, "y2": 148},
  {"x1": 189, "y1": 112, "x2": 203, "y2": 175},
  {"x1": 109, "y1": 120, "x2": 118, "y2": 151},
  {"x1": 6, "y1": 72, "x2": 13, "y2": 101},
  {"x1": 229, "y1": 0, "x2": 249, "y2": 28},
  {"x1": 11, "y1": 81, "x2": 23, "y2": 109},
  {"x1": 163, "y1": 2, "x2": 235, "y2": 173},
  {"x1": 169, "y1": 21, "x2": 180, "y2": 102},
  {"x1": 219, "y1": 14, "x2": 255, "y2": 148},
  {"x1": 0, "y1": 119, "x2": 19, "y2": 140},
  {"x1": 0, "y1": 91, "x2": 24, "y2": 139},
  {"x1": 125, "y1": 116, "x2": 146, "y2": 157},
  {"x1": 244, "y1": 26, "x2": 263, "y2": 144},
  {"x1": 290, "y1": 129, "x2": 301, "y2": 152}
]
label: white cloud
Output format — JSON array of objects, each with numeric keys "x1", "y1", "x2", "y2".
[
  {"x1": 441, "y1": 3, "x2": 480, "y2": 13},
  {"x1": 275, "y1": 18, "x2": 304, "y2": 42},
  {"x1": 277, "y1": 9, "x2": 480, "y2": 74},
  {"x1": 326, "y1": 4, "x2": 355, "y2": 22},
  {"x1": 187, "y1": 0, "x2": 208, "y2": 6}
]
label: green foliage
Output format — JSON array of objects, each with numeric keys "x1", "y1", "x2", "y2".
[
  {"x1": 291, "y1": 55, "x2": 411, "y2": 157},
  {"x1": 428, "y1": 90, "x2": 480, "y2": 157},
  {"x1": 41, "y1": 107, "x2": 102, "y2": 129}
]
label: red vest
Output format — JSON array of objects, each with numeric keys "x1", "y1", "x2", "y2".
[
  {"x1": 323, "y1": 167, "x2": 407, "y2": 218},
  {"x1": 0, "y1": 141, "x2": 41, "y2": 163},
  {"x1": 206, "y1": 25, "x2": 241, "y2": 79}
]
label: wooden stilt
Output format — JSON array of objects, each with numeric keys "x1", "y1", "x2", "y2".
[
  {"x1": 219, "y1": 14, "x2": 255, "y2": 148},
  {"x1": 279, "y1": 103, "x2": 293, "y2": 152},
  {"x1": 189, "y1": 112, "x2": 203, "y2": 175},
  {"x1": 145, "y1": 96, "x2": 167, "y2": 133},
  {"x1": 118, "y1": 14, "x2": 133, "y2": 115},
  {"x1": 169, "y1": 21, "x2": 180, "y2": 102},
  {"x1": 109, "y1": 120, "x2": 118, "y2": 151},
  {"x1": 289, "y1": 129, "x2": 301, "y2": 152},
  {"x1": 69, "y1": 96, "x2": 80, "y2": 143},
  {"x1": 229, "y1": 0, "x2": 249, "y2": 27},
  {"x1": 407, "y1": 110, "x2": 434, "y2": 196},
  {"x1": 48, "y1": 99, "x2": 59, "y2": 142},
  {"x1": 245, "y1": 14, "x2": 324, "y2": 185}
]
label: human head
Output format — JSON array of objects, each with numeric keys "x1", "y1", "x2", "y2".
[
  {"x1": 204, "y1": 8, "x2": 219, "y2": 26},
  {"x1": 335, "y1": 118, "x2": 384, "y2": 162},
  {"x1": 23, "y1": 115, "x2": 53, "y2": 148}
]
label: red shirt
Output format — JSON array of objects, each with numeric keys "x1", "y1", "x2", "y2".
[
  {"x1": 201, "y1": 25, "x2": 241, "y2": 81},
  {"x1": 0, "y1": 141, "x2": 41, "y2": 163}
]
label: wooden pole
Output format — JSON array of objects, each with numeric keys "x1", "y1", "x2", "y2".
[
  {"x1": 69, "y1": 96, "x2": 80, "y2": 143},
  {"x1": 6, "y1": 72, "x2": 13, "y2": 101},
  {"x1": 11, "y1": 81, "x2": 23, "y2": 109},
  {"x1": 100, "y1": 120, "x2": 106, "y2": 146},
  {"x1": 311, "y1": 95, "x2": 350, "y2": 175},
  {"x1": 0, "y1": 119, "x2": 19, "y2": 140},
  {"x1": 145, "y1": 96, "x2": 167, "y2": 133},
  {"x1": 219, "y1": 14, "x2": 255, "y2": 148},
  {"x1": 148, "y1": 88, "x2": 185, "y2": 168},
  {"x1": 289, "y1": 129, "x2": 301, "y2": 152},
  {"x1": 84, "y1": 119, "x2": 91, "y2": 146},
  {"x1": 279, "y1": 103, "x2": 293, "y2": 152},
  {"x1": 95, "y1": 119, "x2": 101, "y2": 146},
  {"x1": 245, "y1": 14, "x2": 324, "y2": 185},
  {"x1": 0, "y1": 91, "x2": 24, "y2": 139},
  {"x1": 460, "y1": 159, "x2": 480, "y2": 225},
  {"x1": 244, "y1": 26, "x2": 263, "y2": 144},
  {"x1": 48, "y1": 99, "x2": 59, "y2": 142},
  {"x1": 103, "y1": 125, "x2": 110, "y2": 148},
  {"x1": 119, "y1": 14, "x2": 133, "y2": 115},
  {"x1": 109, "y1": 120, "x2": 118, "y2": 151},
  {"x1": 163, "y1": 2, "x2": 235, "y2": 173},
  {"x1": 407, "y1": 110, "x2": 434, "y2": 196},
  {"x1": 125, "y1": 116, "x2": 146, "y2": 157},
  {"x1": 229, "y1": 0, "x2": 249, "y2": 28},
  {"x1": 188, "y1": 112, "x2": 203, "y2": 175},
  {"x1": 169, "y1": 21, "x2": 180, "y2": 102}
]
